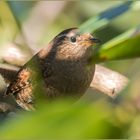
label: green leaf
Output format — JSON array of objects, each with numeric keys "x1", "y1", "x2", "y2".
[
  {"x1": 79, "y1": 1, "x2": 134, "y2": 33},
  {"x1": 0, "y1": 100, "x2": 125, "y2": 139},
  {"x1": 78, "y1": 1, "x2": 140, "y2": 63},
  {"x1": 0, "y1": 1, "x2": 19, "y2": 45},
  {"x1": 90, "y1": 26, "x2": 140, "y2": 63}
]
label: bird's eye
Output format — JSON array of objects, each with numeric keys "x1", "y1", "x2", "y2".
[{"x1": 70, "y1": 36, "x2": 76, "y2": 43}]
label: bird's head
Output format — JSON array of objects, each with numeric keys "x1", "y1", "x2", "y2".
[
  {"x1": 53, "y1": 28, "x2": 100, "y2": 61},
  {"x1": 39, "y1": 28, "x2": 100, "y2": 62}
]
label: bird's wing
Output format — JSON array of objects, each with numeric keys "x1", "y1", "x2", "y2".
[
  {"x1": 5, "y1": 68, "x2": 31, "y2": 95},
  {"x1": 5, "y1": 67, "x2": 35, "y2": 110}
]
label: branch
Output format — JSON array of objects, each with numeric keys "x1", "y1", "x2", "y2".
[
  {"x1": 90, "y1": 65, "x2": 129, "y2": 98},
  {"x1": 0, "y1": 63, "x2": 19, "y2": 84}
]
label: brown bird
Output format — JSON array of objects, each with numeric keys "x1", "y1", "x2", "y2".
[{"x1": 4, "y1": 28, "x2": 100, "y2": 110}]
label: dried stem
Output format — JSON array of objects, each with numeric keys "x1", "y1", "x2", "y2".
[{"x1": 90, "y1": 64, "x2": 129, "y2": 98}]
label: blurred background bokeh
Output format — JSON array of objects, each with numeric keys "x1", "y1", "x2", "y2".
[{"x1": 0, "y1": 1, "x2": 140, "y2": 139}]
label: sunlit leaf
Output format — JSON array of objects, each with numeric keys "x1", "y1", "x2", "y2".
[
  {"x1": 0, "y1": 100, "x2": 127, "y2": 139},
  {"x1": 90, "y1": 26, "x2": 140, "y2": 63},
  {"x1": 0, "y1": 1, "x2": 19, "y2": 44},
  {"x1": 79, "y1": 1, "x2": 134, "y2": 33}
]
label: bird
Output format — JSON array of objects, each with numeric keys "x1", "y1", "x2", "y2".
[{"x1": 4, "y1": 28, "x2": 100, "y2": 110}]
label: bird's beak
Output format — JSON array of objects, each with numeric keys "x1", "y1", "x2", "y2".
[{"x1": 90, "y1": 38, "x2": 101, "y2": 44}]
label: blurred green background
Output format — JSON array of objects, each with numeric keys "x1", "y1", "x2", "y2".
[{"x1": 0, "y1": 1, "x2": 140, "y2": 139}]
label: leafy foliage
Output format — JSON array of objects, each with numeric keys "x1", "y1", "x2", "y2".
[{"x1": 0, "y1": 100, "x2": 129, "y2": 139}]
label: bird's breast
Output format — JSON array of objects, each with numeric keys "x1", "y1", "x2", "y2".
[{"x1": 44, "y1": 60, "x2": 95, "y2": 97}]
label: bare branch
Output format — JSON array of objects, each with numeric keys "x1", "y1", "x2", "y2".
[
  {"x1": 0, "y1": 43, "x2": 32, "y2": 66},
  {"x1": 0, "y1": 63, "x2": 19, "y2": 84},
  {"x1": 90, "y1": 65, "x2": 129, "y2": 98}
]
